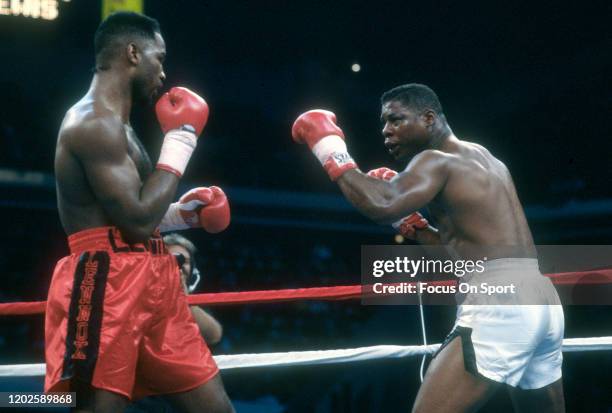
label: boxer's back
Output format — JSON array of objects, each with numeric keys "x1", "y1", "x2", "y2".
[
  {"x1": 55, "y1": 99, "x2": 122, "y2": 235},
  {"x1": 56, "y1": 99, "x2": 155, "y2": 237},
  {"x1": 429, "y1": 139, "x2": 535, "y2": 258}
]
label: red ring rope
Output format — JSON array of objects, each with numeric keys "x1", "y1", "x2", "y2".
[{"x1": 1, "y1": 268, "x2": 611, "y2": 315}]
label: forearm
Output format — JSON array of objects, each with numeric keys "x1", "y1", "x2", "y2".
[
  {"x1": 128, "y1": 86, "x2": 209, "y2": 235},
  {"x1": 336, "y1": 170, "x2": 405, "y2": 224},
  {"x1": 116, "y1": 171, "x2": 180, "y2": 242},
  {"x1": 291, "y1": 110, "x2": 444, "y2": 226},
  {"x1": 139, "y1": 169, "x2": 180, "y2": 221},
  {"x1": 190, "y1": 306, "x2": 223, "y2": 345}
]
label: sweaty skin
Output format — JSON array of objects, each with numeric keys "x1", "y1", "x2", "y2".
[
  {"x1": 337, "y1": 100, "x2": 535, "y2": 259},
  {"x1": 335, "y1": 99, "x2": 564, "y2": 413},
  {"x1": 53, "y1": 25, "x2": 235, "y2": 413},
  {"x1": 54, "y1": 33, "x2": 175, "y2": 244}
]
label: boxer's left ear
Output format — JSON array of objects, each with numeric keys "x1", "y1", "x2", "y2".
[
  {"x1": 422, "y1": 110, "x2": 436, "y2": 127},
  {"x1": 126, "y1": 42, "x2": 140, "y2": 66}
]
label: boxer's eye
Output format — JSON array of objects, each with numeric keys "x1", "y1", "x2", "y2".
[{"x1": 389, "y1": 116, "x2": 402, "y2": 126}]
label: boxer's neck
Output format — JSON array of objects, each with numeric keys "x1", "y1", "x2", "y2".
[
  {"x1": 429, "y1": 124, "x2": 453, "y2": 151},
  {"x1": 90, "y1": 71, "x2": 132, "y2": 122},
  {"x1": 435, "y1": 133, "x2": 460, "y2": 154}
]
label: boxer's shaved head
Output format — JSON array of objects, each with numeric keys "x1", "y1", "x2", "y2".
[
  {"x1": 94, "y1": 11, "x2": 161, "y2": 69},
  {"x1": 381, "y1": 83, "x2": 444, "y2": 116}
]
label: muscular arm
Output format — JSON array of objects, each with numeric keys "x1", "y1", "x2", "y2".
[
  {"x1": 337, "y1": 150, "x2": 450, "y2": 225},
  {"x1": 69, "y1": 116, "x2": 178, "y2": 243},
  {"x1": 190, "y1": 306, "x2": 223, "y2": 345}
]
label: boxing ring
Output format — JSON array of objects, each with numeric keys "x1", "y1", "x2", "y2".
[{"x1": 1, "y1": 268, "x2": 611, "y2": 379}]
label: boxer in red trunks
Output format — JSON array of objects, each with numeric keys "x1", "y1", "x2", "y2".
[{"x1": 46, "y1": 11, "x2": 234, "y2": 413}]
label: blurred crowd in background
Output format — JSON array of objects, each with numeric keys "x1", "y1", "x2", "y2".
[{"x1": 0, "y1": 1, "x2": 610, "y2": 411}]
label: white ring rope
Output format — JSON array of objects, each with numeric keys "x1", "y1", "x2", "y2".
[
  {"x1": 1, "y1": 337, "x2": 610, "y2": 378},
  {"x1": 417, "y1": 284, "x2": 427, "y2": 383}
]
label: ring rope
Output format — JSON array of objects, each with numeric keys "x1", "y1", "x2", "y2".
[
  {"x1": 1, "y1": 337, "x2": 610, "y2": 378},
  {"x1": 417, "y1": 283, "x2": 427, "y2": 383},
  {"x1": 1, "y1": 268, "x2": 611, "y2": 315}
]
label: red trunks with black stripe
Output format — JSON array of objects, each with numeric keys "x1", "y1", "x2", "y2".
[{"x1": 44, "y1": 227, "x2": 218, "y2": 400}]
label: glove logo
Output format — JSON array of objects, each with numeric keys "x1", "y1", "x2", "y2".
[{"x1": 331, "y1": 152, "x2": 353, "y2": 166}]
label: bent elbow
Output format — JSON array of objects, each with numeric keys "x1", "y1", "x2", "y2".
[
  {"x1": 117, "y1": 224, "x2": 154, "y2": 245},
  {"x1": 364, "y1": 203, "x2": 401, "y2": 226},
  {"x1": 203, "y1": 324, "x2": 223, "y2": 345},
  {"x1": 105, "y1": 202, "x2": 159, "y2": 244},
  {"x1": 122, "y1": 208, "x2": 162, "y2": 243},
  {"x1": 209, "y1": 325, "x2": 223, "y2": 345}
]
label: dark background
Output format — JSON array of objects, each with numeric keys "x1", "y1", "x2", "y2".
[{"x1": 0, "y1": 1, "x2": 610, "y2": 412}]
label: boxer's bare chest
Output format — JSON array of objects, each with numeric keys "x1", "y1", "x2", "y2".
[{"x1": 124, "y1": 125, "x2": 153, "y2": 180}]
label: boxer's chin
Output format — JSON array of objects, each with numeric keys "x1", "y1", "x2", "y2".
[
  {"x1": 146, "y1": 93, "x2": 156, "y2": 106},
  {"x1": 136, "y1": 91, "x2": 155, "y2": 106},
  {"x1": 392, "y1": 147, "x2": 411, "y2": 161},
  {"x1": 401, "y1": 145, "x2": 428, "y2": 160},
  {"x1": 133, "y1": 81, "x2": 155, "y2": 105},
  {"x1": 149, "y1": 86, "x2": 161, "y2": 103}
]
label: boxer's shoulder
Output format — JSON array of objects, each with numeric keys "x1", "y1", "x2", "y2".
[
  {"x1": 431, "y1": 140, "x2": 505, "y2": 177},
  {"x1": 404, "y1": 149, "x2": 454, "y2": 174},
  {"x1": 413, "y1": 148, "x2": 453, "y2": 162},
  {"x1": 457, "y1": 140, "x2": 504, "y2": 166},
  {"x1": 60, "y1": 104, "x2": 127, "y2": 158},
  {"x1": 460, "y1": 141, "x2": 509, "y2": 179}
]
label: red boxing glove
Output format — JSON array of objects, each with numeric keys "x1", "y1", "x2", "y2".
[
  {"x1": 199, "y1": 186, "x2": 230, "y2": 233},
  {"x1": 155, "y1": 87, "x2": 209, "y2": 177},
  {"x1": 158, "y1": 186, "x2": 230, "y2": 233},
  {"x1": 367, "y1": 167, "x2": 429, "y2": 239},
  {"x1": 367, "y1": 167, "x2": 398, "y2": 181},
  {"x1": 394, "y1": 212, "x2": 429, "y2": 239},
  {"x1": 292, "y1": 110, "x2": 357, "y2": 181},
  {"x1": 156, "y1": 87, "x2": 209, "y2": 135},
  {"x1": 292, "y1": 110, "x2": 344, "y2": 148}
]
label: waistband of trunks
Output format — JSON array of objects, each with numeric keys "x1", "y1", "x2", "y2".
[{"x1": 68, "y1": 226, "x2": 167, "y2": 256}]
